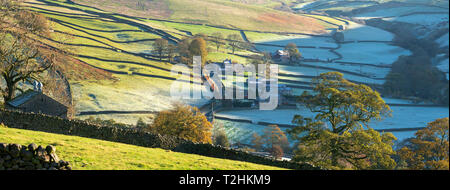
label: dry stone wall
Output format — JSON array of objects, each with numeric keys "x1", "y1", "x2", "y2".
[{"x1": 0, "y1": 143, "x2": 71, "y2": 170}]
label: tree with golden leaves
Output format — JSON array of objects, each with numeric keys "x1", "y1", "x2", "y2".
[
  {"x1": 289, "y1": 72, "x2": 397, "y2": 169},
  {"x1": 251, "y1": 133, "x2": 264, "y2": 151},
  {"x1": 284, "y1": 43, "x2": 302, "y2": 64},
  {"x1": 397, "y1": 117, "x2": 449, "y2": 170},
  {"x1": 188, "y1": 37, "x2": 208, "y2": 66},
  {"x1": 262, "y1": 125, "x2": 289, "y2": 159},
  {"x1": 149, "y1": 104, "x2": 213, "y2": 143}
]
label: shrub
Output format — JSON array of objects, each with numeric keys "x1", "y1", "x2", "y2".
[
  {"x1": 135, "y1": 118, "x2": 148, "y2": 130},
  {"x1": 212, "y1": 126, "x2": 230, "y2": 147},
  {"x1": 269, "y1": 145, "x2": 284, "y2": 160},
  {"x1": 251, "y1": 133, "x2": 264, "y2": 151}
]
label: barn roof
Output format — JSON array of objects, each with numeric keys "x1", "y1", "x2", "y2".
[{"x1": 7, "y1": 90, "x2": 39, "y2": 108}]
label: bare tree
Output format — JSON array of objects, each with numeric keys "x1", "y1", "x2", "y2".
[
  {"x1": 152, "y1": 38, "x2": 168, "y2": 61},
  {"x1": 0, "y1": 1, "x2": 58, "y2": 102},
  {"x1": 227, "y1": 34, "x2": 242, "y2": 54},
  {"x1": 166, "y1": 44, "x2": 176, "y2": 63},
  {"x1": 211, "y1": 32, "x2": 224, "y2": 52}
]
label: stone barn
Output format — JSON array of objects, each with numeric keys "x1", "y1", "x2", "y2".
[
  {"x1": 272, "y1": 50, "x2": 291, "y2": 63},
  {"x1": 6, "y1": 90, "x2": 68, "y2": 118}
]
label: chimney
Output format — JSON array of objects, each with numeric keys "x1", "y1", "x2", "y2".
[{"x1": 33, "y1": 81, "x2": 43, "y2": 92}]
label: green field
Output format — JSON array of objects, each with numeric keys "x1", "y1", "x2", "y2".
[{"x1": 0, "y1": 126, "x2": 285, "y2": 170}]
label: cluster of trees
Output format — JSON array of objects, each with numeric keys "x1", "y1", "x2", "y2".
[
  {"x1": 0, "y1": 0, "x2": 71, "y2": 110},
  {"x1": 152, "y1": 35, "x2": 209, "y2": 66},
  {"x1": 210, "y1": 32, "x2": 252, "y2": 54},
  {"x1": 383, "y1": 30, "x2": 449, "y2": 105},
  {"x1": 332, "y1": 31, "x2": 344, "y2": 43},
  {"x1": 152, "y1": 38, "x2": 175, "y2": 62},
  {"x1": 284, "y1": 43, "x2": 302, "y2": 64},
  {"x1": 288, "y1": 72, "x2": 448, "y2": 170},
  {"x1": 396, "y1": 117, "x2": 449, "y2": 170},
  {"x1": 383, "y1": 54, "x2": 449, "y2": 105},
  {"x1": 151, "y1": 32, "x2": 254, "y2": 66},
  {"x1": 251, "y1": 125, "x2": 290, "y2": 160}
]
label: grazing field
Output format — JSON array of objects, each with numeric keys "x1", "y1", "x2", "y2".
[
  {"x1": 244, "y1": 32, "x2": 295, "y2": 42},
  {"x1": 302, "y1": 14, "x2": 349, "y2": 26},
  {"x1": 254, "y1": 35, "x2": 338, "y2": 48},
  {"x1": 25, "y1": 0, "x2": 97, "y2": 15},
  {"x1": 300, "y1": 61, "x2": 391, "y2": 79},
  {"x1": 354, "y1": 4, "x2": 448, "y2": 19},
  {"x1": 278, "y1": 65, "x2": 385, "y2": 84},
  {"x1": 71, "y1": 75, "x2": 175, "y2": 113},
  {"x1": 207, "y1": 52, "x2": 250, "y2": 64},
  {"x1": 342, "y1": 22, "x2": 395, "y2": 41},
  {"x1": 0, "y1": 127, "x2": 284, "y2": 170},
  {"x1": 336, "y1": 42, "x2": 411, "y2": 66},
  {"x1": 71, "y1": 74, "x2": 208, "y2": 120},
  {"x1": 392, "y1": 13, "x2": 449, "y2": 27},
  {"x1": 293, "y1": 0, "x2": 378, "y2": 12},
  {"x1": 140, "y1": 19, "x2": 242, "y2": 37}
]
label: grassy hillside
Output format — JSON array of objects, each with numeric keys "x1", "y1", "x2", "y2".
[
  {"x1": 0, "y1": 126, "x2": 285, "y2": 170},
  {"x1": 69, "y1": 0, "x2": 334, "y2": 33}
]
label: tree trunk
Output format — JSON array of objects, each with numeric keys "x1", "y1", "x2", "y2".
[
  {"x1": 4, "y1": 79, "x2": 17, "y2": 102},
  {"x1": 331, "y1": 140, "x2": 339, "y2": 167}
]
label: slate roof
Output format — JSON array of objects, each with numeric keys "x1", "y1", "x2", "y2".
[{"x1": 7, "y1": 90, "x2": 39, "y2": 108}]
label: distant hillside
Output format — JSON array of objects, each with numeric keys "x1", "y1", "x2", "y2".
[
  {"x1": 0, "y1": 126, "x2": 285, "y2": 170},
  {"x1": 69, "y1": 0, "x2": 331, "y2": 33}
]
